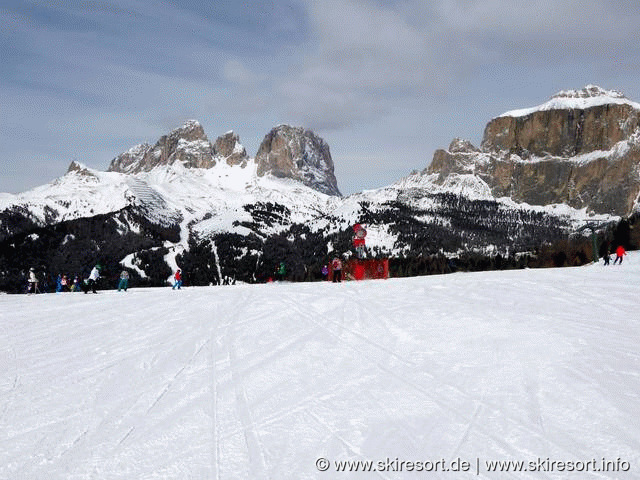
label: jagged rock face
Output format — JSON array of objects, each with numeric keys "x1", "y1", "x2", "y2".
[
  {"x1": 482, "y1": 104, "x2": 640, "y2": 158},
  {"x1": 482, "y1": 150, "x2": 640, "y2": 215},
  {"x1": 255, "y1": 125, "x2": 341, "y2": 196},
  {"x1": 482, "y1": 87, "x2": 640, "y2": 157},
  {"x1": 429, "y1": 137, "x2": 640, "y2": 216},
  {"x1": 428, "y1": 87, "x2": 640, "y2": 216},
  {"x1": 108, "y1": 121, "x2": 216, "y2": 174},
  {"x1": 66, "y1": 161, "x2": 97, "y2": 179},
  {"x1": 213, "y1": 131, "x2": 248, "y2": 167}
]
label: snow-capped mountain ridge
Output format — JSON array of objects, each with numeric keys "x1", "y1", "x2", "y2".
[
  {"x1": 1, "y1": 87, "x2": 632, "y2": 290},
  {"x1": 500, "y1": 85, "x2": 640, "y2": 118},
  {"x1": 105, "y1": 120, "x2": 341, "y2": 197},
  {"x1": 108, "y1": 120, "x2": 221, "y2": 174}
]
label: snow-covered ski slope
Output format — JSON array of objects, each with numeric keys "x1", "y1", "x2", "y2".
[{"x1": 1, "y1": 257, "x2": 639, "y2": 479}]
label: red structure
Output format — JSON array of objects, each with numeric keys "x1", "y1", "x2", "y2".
[
  {"x1": 353, "y1": 223, "x2": 367, "y2": 247},
  {"x1": 325, "y1": 223, "x2": 389, "y2": 281},
  {"x1": 328, "y1": 258, "x2": 389, "y2": 281}
]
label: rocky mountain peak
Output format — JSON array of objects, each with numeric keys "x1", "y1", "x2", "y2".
[
  {"x1": 255, "y1": 125, "x2": 341, "y2": 196},
  {"x1": 170, "y1": 119, "x2": 206, "y2": 139},
  {"x1": 213, "y1": 131, "x2": 249, "y2": 167},
  {"x1": 551, "y1": 85, "x2": 625, "y2": 101},
  {"x1": 108, "y1": 120, "x2": 216, "y2": 174},
  {"x1": 428, "y1": 86, "x2": 640, "y2": 216},
  {"x1": 448, "y1": 138, "x2": 480, "y2": 154},
  {"x1": 482, "y1": 86, "x2": 640, "y2": 158},
  {"x1": 66, "y1": 161, "x2": 97, "y2": 179}
]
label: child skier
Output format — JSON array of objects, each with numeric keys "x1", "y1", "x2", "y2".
[
  {"x1": 118, "y1": 270, "x2": 129, "y2": 292},
  {"x1": 27, "y1": 268, "x2": 40, "y2": 294},
  {"x1": 172, "y1": 269, "x2": 182, "y2": 289},
  {"x1": 276, "y1": 262, "x2": 286, "y2": 281},
  {"x1": 332, "y1": 257, "x2": 343, "y2": 283},
  {"x1": 321, "y1": 264, "x2": 329, "y2": 280}
]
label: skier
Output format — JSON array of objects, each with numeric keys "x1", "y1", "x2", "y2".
[
  {"x1": 276, "y1": 262, "x2": 286, "y2": 281},
  {"x1": 602, "y1": 250, "x2": 611, "y2": 265},
  {"x1": 172, "y1": 269, "x2": 182, "y2": 290},
  {"x1": 118, "y1": 270, "x2": 129, "y2": 292},
  {"x1": 321, "y1": 264, "x2": 329, "y2": 280},
  {"x1": 27, "y1": 267, "x2": 40, "y2": 294},
  {"x1": 84, "y1": 265, "x2": 101, "y2": 294},
  {"x1": 71, "y1": 276, "x2": 81, "y2": 292},
  {"x1": 55, "y1": 274, "x2": 63, "y2": 293},
  {"x1": 614, "y1": 245, "x2": 627, "y2": 264},
  {"x1": 331, "y1": 257, "x2": 343, "y2": 283}
]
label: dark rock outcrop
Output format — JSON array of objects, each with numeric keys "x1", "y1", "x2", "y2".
[
  {"x1": 66, "y1": 161, "x2": 98, "y2": 179},
  {"x1": 255, "y1": 125, "x2": 341, "y2": 196},
  {"x1": 213, "y1": 131, "x2": 249, "y2": 167}
]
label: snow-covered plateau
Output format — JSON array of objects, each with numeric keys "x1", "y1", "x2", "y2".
[
  {"x1": 1, "y1": 255, "x2": 638, "y2": 479},
  {"x1": 499, "y1": 85, "x2": 640, "y2": 118}
]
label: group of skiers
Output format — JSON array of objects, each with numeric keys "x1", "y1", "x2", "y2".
[
  {"x1": 24, "y1": 265, "x2": 233, "y2": 294},
  {"x1": 26, "y1": 265, "x2": 103, "y2": 294},
  {"x1": 25, "y1": 265, "x2": 128, "y2": 294},
  {"x1": 603, "y1": 245, "x2": 627, "y2": 265},
  {"x1": 23, "y1": 239, "x2": 630, "y2": 294}
]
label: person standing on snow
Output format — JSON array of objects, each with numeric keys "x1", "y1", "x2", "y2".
[
  {"x1": 275, "y1": 262, "x2": 286, "y2": 281},
  {"x1": 332, "y1": 257, "x2": 343, "y2": 283},
  {"x1": 321, "y1": 264, "x2": 329, "y2": 280},
  {"x1": 118, "y1": 270, "x2": 129, "y2": 292},
  {"x1": 84, "y1": 265, "x2": 101, "y2": 294},
  {"x1": 614, "y1": 245, "x2": 627, "y2": 264},
  {"x1": 172, "y1": 269, "x2": 182, "y2": 290},
  {"x1": 27, "y1": 267, "x2": 40, "y2": 294}
]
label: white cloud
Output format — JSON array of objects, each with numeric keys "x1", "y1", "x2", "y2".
[
  {"x1": 3, "y1": 0, "x2": 640, "y2": 194},
  {"x1": 271, "y1": 0, "x2": 448, "y2": 130}
]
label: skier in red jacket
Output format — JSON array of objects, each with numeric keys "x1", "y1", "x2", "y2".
[
  {"x1": 331, "y1": 257, "x2": 343, "y2": 283},
  {"x1": 613, "y1": 245, "x2": 626, "y2": 265},
  {"x1": 172, "y1": 269, "x2": 183, "y2": 289}
]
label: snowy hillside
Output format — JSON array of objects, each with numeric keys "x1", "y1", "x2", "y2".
[
  {"x1": 0, "y1": 160, "x2": 331, "y2": 233},
  {"x1": 2, "y1": 257, "x2": 639, "y2": 479}
]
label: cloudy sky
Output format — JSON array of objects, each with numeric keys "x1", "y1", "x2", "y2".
[{"x1": 2, "y1": 0, "x2": 640, "y2": 194}]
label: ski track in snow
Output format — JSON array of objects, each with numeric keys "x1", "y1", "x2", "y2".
[{"x1": 1, "y1": 257, "x2": 640, "y2": 479}]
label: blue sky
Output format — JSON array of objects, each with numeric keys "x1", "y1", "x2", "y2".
[{"x1": 2, "y1": 0, "x2": 640, "y2": 194}]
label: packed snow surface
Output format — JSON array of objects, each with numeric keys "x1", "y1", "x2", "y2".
[{"x1": 1, "y1": 257, "x2": 639, "y2": 479}]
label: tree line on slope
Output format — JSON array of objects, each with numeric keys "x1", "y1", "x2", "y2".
[{"x1": 0, "y1": 200, "x2": 637, "y2": 292}]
